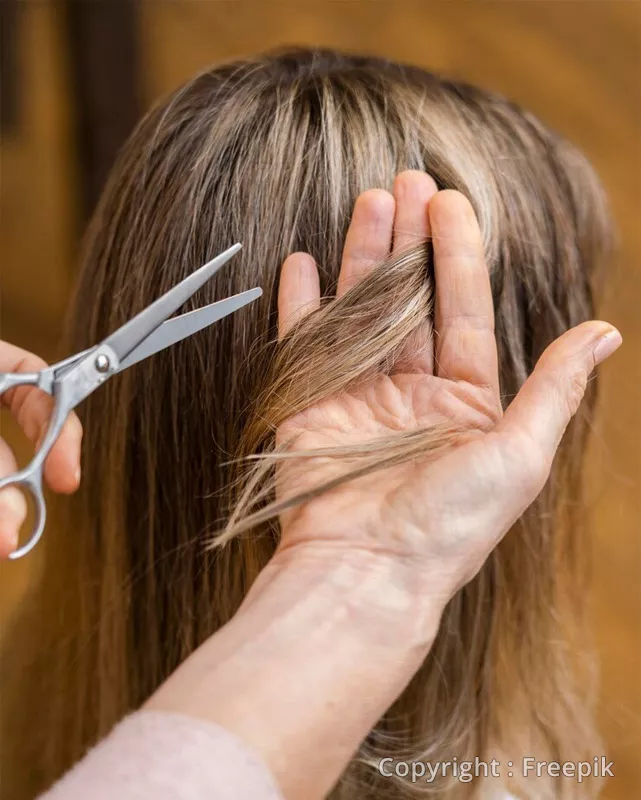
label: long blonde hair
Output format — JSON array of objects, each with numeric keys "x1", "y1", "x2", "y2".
[{"x1": 2, "y1": 48, "x2": 612, "y2": 799}]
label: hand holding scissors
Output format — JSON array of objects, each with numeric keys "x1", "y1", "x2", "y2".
[{"x1": 0, "y1": 244, "x2": 260, "y2": 560}]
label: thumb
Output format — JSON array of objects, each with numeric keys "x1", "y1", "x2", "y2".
[{"x1": 497, "y1": 321, "x2": 622, "y2": 470}]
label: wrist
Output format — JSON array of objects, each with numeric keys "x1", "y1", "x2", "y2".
[
  {"x1": 147, "y1": 541, "x2": 444, "y2": 800},
  {"x1": 243, "y1": 540, "x2": 445, "y2": 654}
]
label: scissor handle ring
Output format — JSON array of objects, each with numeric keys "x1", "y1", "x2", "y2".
[
  {"x1": 3, "y1": 349, "x2": 119, "y2": 561},
  {"x1": 0, "y1": 468, "x2": 46, "y2": 560},
  {"x1": 0, "y1": 370, "x2": 57, "y2": 560}
]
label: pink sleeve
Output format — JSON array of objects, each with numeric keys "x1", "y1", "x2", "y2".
[{"x1": 39, "y1": 710, "x2": 284, "y2": 800}]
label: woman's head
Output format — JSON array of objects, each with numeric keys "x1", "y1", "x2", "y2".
[{"x1": 7, "y1": 48, "x2": 612, "y2": 799}]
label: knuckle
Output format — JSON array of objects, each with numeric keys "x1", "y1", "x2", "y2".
[
  {"x1": 16, "y1": 353, "x2": 48, "y2": 374},
  {"x1": 15, "y1": 388, "x2": 53, "y2": 443}
]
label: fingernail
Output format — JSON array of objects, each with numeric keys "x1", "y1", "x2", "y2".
[
  {"x1": 593, "y1": 327, "x2": 622, "y2": 365},
  {"x1": 74, "y1": 465, "x2": 81, "y2": 485}
]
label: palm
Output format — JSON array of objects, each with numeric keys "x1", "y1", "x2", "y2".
[
  {"x1": 277, "y1": 372, "x2": 499, "y2": 561},
  {"x1": 281, "y1": 372, "x2": 495, "y2": 460}
]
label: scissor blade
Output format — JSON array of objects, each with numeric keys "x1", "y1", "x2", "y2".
[
  {"x1": 117, "y1": 287, "x2": 262, "y2": 372},
  {"x1": 101, "y1": 244, "x2": 242, "y2": 363}
]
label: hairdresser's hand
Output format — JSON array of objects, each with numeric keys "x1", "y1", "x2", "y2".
[
  {"x1": 276, "y1": 171, "x2": 622, "y2": 609},
  {"x1": 0, "y1": 342, "x2": 82, "y2": 558}
]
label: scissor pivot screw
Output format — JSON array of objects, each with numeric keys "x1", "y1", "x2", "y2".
[{"x1": 94, "y1": 354, "x2": 111, "y2": 373}]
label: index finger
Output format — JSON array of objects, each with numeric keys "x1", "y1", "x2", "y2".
[
  {"x1": 0, "y1": 341, "x2": 82, "y2": 493},
  {"x1": 430, "y1": 191, "x2": 500, "y2": 398}
]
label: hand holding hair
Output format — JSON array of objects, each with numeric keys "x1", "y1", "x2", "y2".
[
  {"x1": 143, "y1": 173, "x2": 622, "y2": 799},
  {"x1": 270, "y1": 174, "x2": 621, "y2": 598}
]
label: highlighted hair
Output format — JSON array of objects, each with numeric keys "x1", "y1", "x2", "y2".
[{"x1": 2, "y1": 48, "x2": 612, "y2": 799}]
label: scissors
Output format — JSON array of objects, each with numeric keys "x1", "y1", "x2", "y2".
[{"x1": 0, "y1": 243, "x2": 260, "y2": 561}]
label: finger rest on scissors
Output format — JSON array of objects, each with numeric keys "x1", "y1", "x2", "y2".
[{"x1": 0, "y1": 372, "x2": 43, "y2": 395}]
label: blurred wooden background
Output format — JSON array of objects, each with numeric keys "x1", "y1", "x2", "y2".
[{"x1": 1, "y1": 1, "x2": 639, "y2": 797}]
